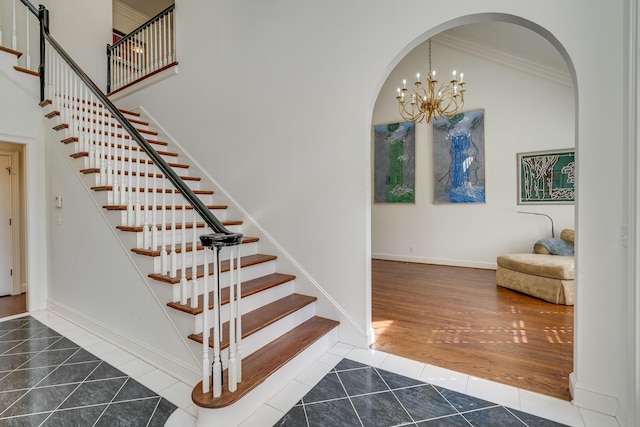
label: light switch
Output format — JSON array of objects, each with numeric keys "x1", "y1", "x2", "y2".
[{"x1": 55, "y1": 195, "x2": 62, "y2": 208}]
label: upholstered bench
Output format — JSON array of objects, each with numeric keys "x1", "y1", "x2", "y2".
[{"x1": 496, "y1": 229, "x2": 575, "y2": 305}]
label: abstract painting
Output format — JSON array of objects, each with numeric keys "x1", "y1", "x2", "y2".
[
  {"x1": 374, "y1": 122, "x2": 416, "y2": 203},
  {"x1": 517, "y1": 149, "x2": 575, "y2": 204},
  {"x1": 432, "y1": 109, "x2": 485, "y2": 203}
]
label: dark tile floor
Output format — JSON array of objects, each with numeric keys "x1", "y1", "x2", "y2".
[
  {"x1": 0, "y1": 316, "x2": 177, "y2": 426},
  {"x1": 276, "y1": 358, "x2": 568, "y2": 427}
]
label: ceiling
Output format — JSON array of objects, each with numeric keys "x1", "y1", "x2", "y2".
[
  {"x1": 442, "y1": 22, "x2": 569, "y2": 75},
  {"x1": 118, "y1": 0, "x2": 174, "y2": 17},
  {"x1": 113, "y1": 4, "x2": 569, "y2": 78}
]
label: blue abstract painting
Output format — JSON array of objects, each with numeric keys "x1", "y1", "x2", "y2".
[{"x1": 432, "y1": 109, "x2": 485, "y2": 203}]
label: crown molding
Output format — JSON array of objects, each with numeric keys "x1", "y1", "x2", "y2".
[
  {"x1": 435, "y1": 33, "x2": 573, "y2": 88},
  {"x1": 113, "y1": 0, "x2": 151, "y2": 32}
]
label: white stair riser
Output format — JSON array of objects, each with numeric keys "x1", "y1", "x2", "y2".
[
  {"x1": 229, "y1": 302, "x2": 316, "y2": 362},
  {"x1": 74, "y1": 150, "x2": 179, "y2": 170},
  {"x1": 186, "y1": 301, "x2": 316, "y2": 371},
  {"x1": 134, "y1": 241, "x2": 258, "y2": 275},
  {"x1": 87, "y1": 185, "x2": 216, "y2": 207},
  {"x1": 87, "y1": 174, "x2": 202, "y2": 192},
  {"x1": 192, "y1": 281, "x2": 295, "y2": 333},
  {"x1": 170, "y1": 259, "x2": 276, "y2": 303},
  {"x1": 116, "y1": 225, "x2": 240, "y2": 250}
]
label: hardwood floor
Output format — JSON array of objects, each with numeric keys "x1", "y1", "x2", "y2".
[
  {"x1": 371, "y1": 259, "x2": 573, "y2": 401},
  {"x1": 0, "y1": 293, "x2": 26, "y2": 318}
]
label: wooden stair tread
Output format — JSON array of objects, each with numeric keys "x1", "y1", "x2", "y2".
[
  {"x1": 0, "y1": 45, "x2": 22, "y2": 58},
  {"x1": 92, "y1": 186, "x2": 213, "y2": 195},
  {"x1": 132, "y1": 237, "x2": 258, "y2": 257},
  {"x1": 167, "y1": 272, "x2": 294, "y2": 315},
  {"x1": 70, "y1": 152, "x2": 183, "y2": 164},
  {"x1": 189, "y1": 294, "x2": 317, "y2": 348},
  {"x1": 116, "y1": 220, "x2": 241, "y2": 231},
  {"x1": 192, "y1": 316, "x2": 339, "y2": 408},
  {"x1": 13, "y1": 66, "x2": 39, "y2": 77},
  {"x1": 103, "y1": 204, "x2": 226, "y2": 211},
  {"x1": 149, "y1": 253, "x2": 276, "y2": 284},
  {"x1": 80, "y1": 169, "x2": 199, "y2": 180},
  {"x1": 61, "y1": 136, "x2": 168, "y2": 147}
]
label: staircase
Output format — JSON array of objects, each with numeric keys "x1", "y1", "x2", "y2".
[{"x1": 1, "y1": 43, "x2": 339, "y2": 414}]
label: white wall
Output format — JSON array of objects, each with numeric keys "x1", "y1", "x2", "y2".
[
  {"x1": 40, "y1": 0, "x2": 111, "y2": 90},
  {"x1": 372, "y1": 29, "x2": 575, "y2": 268},
  {"x1": 33, "y1": 0, "x2": 634, "y2": 422}
]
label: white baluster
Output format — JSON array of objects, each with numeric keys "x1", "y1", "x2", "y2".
[
  {"x1": 88, "y1": 90, "x2": 96, "y2": 170},
  {"x1": 135, "y1": 148, "x2": 142, "y2": 226},
  {"x1": 228, "y1": 247, "x2": 237, "y2": 392},
  {"x1": 236, "y1": 246, "x2": 242, "y2": 382},
  {"x1": 11, "y1": 0, "x2": 17, "y2": 50},
  {"x1": 153, "y1": 20, "x2": 159, "y2": 71},
  {"x1": 143, "y1": 159, "x2": 150, "y2": 249},
  {"x1": 190, "y1": 211, "x2": 198, "y2": 309},
  {"x1": 100, "y1": 103, "x2": 108, "y2": 188},
  {"x1": 126, "y1": 136, "x2": 134, "y2": 226},
  {"x1": 106, "y1": 112, "x2": 115, "y2": 208},
  {"x1": 160, "y1": 176, "x2": 168, "y2": 274},
  {"x1": 25, "y1": 11, "x2": 30, "y2": 70},
  {"x1": 151, "y1": 164, "x2": 158, "y2": 251},
  {"x1": 180, "y1": 199, "x2": 188, "y2": 305},
  {"x1": 169, "y1": 189, "x2": 177, "y2": 278},
  {"x1": 202, "y1": 246, "x2": 210, "y2": 395},
  {"x1": 161, "y1": 14, "x2": 167, "y2": 67},
  {"x1": 0, "y1": 3, "x2": 4, "y2": 45},
  {"x1": 212, "y1": 247, "x2": 222, "y2": 398}
]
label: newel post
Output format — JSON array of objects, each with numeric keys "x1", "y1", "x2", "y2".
[{"x1": 37, "y1": 5, "x2": 48, "y2": 102}]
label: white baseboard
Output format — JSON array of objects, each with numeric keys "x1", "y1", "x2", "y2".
[
  {"x1": 569, "y1": 372, "x2": 620, "y2": 417},
  {"x1": 371, "y1": 253, "x2": 496, "y2": 270},
  {"x1": 46, "y1": 299, "x2": 200, "y2": 385}
]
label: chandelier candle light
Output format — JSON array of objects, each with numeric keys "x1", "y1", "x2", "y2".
[{"x1": 396, "y1": 39, "x2": 466, "y2": 124}]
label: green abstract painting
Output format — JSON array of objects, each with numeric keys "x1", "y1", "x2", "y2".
[
  {"x1": 374, "y1": 122, "x2": 415, "y2": 203},
  {"x1": 518, "y1": 149, "x2": 575, "y2": 204}
]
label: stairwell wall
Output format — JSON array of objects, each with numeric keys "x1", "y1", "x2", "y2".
[
  {"x1": 95, "y1": 0, "x2": 632, "y2": 420},
  {"x1": 43, "y1": 126, "x2": 200, "y2": 382}
]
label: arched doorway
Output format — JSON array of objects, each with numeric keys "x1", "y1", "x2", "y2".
[{"x1": 369, "y1": 17, "x2": 577, "y2": 400}]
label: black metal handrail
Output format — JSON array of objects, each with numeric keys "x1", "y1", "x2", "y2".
[{"x1": 21, "y1": 1, "x2": 240, "y2": 247}]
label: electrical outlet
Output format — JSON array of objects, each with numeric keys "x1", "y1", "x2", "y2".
[{"x1": 409, "y1": 246, "x2": 414, "y2": 254}]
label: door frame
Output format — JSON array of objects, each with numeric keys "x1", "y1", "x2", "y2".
[{"x1": 0, "y1": 149, "x2": 22, "y2": 296}]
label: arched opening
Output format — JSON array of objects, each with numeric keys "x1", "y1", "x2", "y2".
[{"x1": 369, "y1": 15, "x2": 578, "y2": 401}]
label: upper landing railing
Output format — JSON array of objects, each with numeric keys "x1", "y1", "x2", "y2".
[
  {"x1": 8, "y1": 0, "x2": 244, "y2": 398},
  {"x1": 107, "y1": 5, "x2": 175, "y2": 93}
]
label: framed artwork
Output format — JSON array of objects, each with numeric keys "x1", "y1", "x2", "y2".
[
  {"x1": 517, "y1": 149, "x2": 575, "y2": 204},
  {"x1": 432, "y1": 109, "x2": 485, "y2": 203},
  {"x1": 374, "y1": 122, "x2": 416, "y2": 203}
]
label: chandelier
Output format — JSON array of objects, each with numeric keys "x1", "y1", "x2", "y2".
[{"x1": 396, "y1": 39, "x2": 466, "y2": 124}]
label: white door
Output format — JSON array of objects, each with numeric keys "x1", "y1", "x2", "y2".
[{"x1": 0, "y1": 155, "x2": 13, "y2": 296}]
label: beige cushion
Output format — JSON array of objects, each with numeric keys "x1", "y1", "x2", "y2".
[
  {"x1": 497, "y1": 253, "x2": 574, "y2": 280},
  {"x1": 560, "y1": 229, "x2": 575, "y2": 246}
]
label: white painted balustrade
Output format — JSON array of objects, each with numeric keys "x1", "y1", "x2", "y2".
[
  {"x1": 0, "y1": 0, "x2": 39, "y2": 71},
  {"x1": 108, "y1": 5, "x2": 175, "y2": 92},
  {"x1": 44, "y1": 37, "x2": 242, "y2": 399}
]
